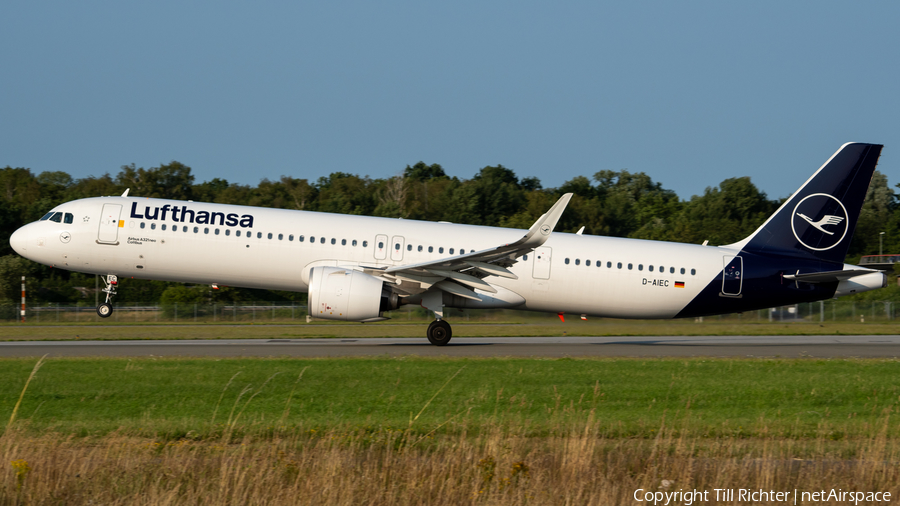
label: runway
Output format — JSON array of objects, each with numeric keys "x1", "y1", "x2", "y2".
[{"x1": 2, "y1": 335, "x2": 900, "y2": 358}]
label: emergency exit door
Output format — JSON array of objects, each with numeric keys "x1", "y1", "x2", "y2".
[
  {"x1": 532, "y1": 247, "x2": 552, "y2": 279},
  {"x1": 374, "y1": 234, "x2": 388, "y2": 260}
]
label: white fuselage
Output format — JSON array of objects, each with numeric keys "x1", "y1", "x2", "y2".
[{"x1": 11, "y1": 196, "x2": 730, "y2": 318}]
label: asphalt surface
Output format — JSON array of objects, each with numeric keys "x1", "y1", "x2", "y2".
[{"x1": 2, "y1": 335, "x2": 900, "y2": 358}]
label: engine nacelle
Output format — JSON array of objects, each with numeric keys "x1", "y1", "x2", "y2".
[{"x1": 308, "y1": 266, "x2": 398, "y2": 321}]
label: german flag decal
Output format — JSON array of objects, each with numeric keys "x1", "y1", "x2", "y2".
[{"x1": 674, "y1": 281, "x2": 685, "y2": 288}]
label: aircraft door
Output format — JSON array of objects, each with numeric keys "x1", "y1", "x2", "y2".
[
  {"x1": 391, "y1": 236, "x2": 405, "y2": 261},
  {"x1": 532, "y1": 247, "x2": 552, "y2": 279},
  {"x1": 722, "y1": 256, "x2": 743, "y2": 296},
  {"x1": 374, "y1": 234, "x2": 388, "y2": 260},
  {"x1": 97, "y1": 204, "x2": 122, "y2": 244}
]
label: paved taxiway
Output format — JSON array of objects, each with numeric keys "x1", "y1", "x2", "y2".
[{"x1": 2, "y1": 335, "x2": 900, "y2": 358}]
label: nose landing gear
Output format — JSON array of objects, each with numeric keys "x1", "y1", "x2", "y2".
[{"x1": 96, "y1": 275, "x2": 118, "y2": 318}]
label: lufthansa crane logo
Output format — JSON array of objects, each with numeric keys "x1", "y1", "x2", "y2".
[{"x1": 791, "y1": 193, "x2": 848, "y2": 251}]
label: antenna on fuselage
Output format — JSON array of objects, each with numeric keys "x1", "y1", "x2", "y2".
[{"x1": 121, "y1": 188, "x2": 130, "y2": 197}]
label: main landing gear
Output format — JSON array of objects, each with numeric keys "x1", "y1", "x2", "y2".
[
  {"x1": 427, "y1": 319, "x2": 452, "y2": 346},
  {"x1": 97, "y1": 275, "x2": 118, "y2": 318}
]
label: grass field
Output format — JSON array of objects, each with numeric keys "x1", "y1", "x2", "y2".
[
  {"x1": 3, "y1": 356, "x2": 900, "y2": 504},
  {"x1": 1, "y1": 356, "x2": 899, "y2": 439},
  {"x1": 1, "y1": 318, "x2": 898, "y2": 341}
]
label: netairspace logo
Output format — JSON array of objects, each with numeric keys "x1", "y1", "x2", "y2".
[{"x1": 633, "y1": 487, "x2": 892, "y2": 505}]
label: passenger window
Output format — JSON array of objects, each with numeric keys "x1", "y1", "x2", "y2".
[
  {"x1": 449, "y1": 248, "x2": 454, "y2": 254},
  {"x1": 205, "y1": 228, "x2": 210, "y2": 234},
  {"x1": 597, "y1": 261, "x2": 601, "y2": 268},
  {"x1": 342, "y1": 239, "x2": 347, "y2": 246},
  {"x1": 523, "y1": 254, "x2": 528, "y2": 261},
  {"x1": 289, "y1": 234, "x2": 293, "y2": 241},
  {"x1": 226, "y1": 229, "x2": 231, "y2": 236},
  {"x1": 607, "y1": 262, "x2": 612, "y2": 268},
  {"x1": 161, "y1": 224, "x2": 167, "y2": 231},
  {"x1": 64, "y1": 213, "x2": 74, "y2": 224},
  {"x1": 320, "y1": 237, "x2": 325, "y2": 244},
  {"x1": 352, "y1": 239, "x2": 357, "y2": 246},
  {"x1": 417, "y1": 245, "x2": 422, "y2": 252},
  {"x1": 565, "y1": 258, "x2": 570, "y2": 265},
  {"x1": 617, "y1": 262, "x2": 622, "y2": 269},
  {"x1": 669, "y1": 267, "x2": 674, "y2": 273},
  {"x1": 378, "y1": 241, "x2": 384, "y2": 249},
  {"x1": 194, "y1": 227, "x2": 199, "y2": 233},
  {"x1": 299, "y1": 235, "x2": 304, "y2": 242},
  {"x1": 575, "y1": 259, "x2": 580, "y2": 266},
  {"x1": 236, "y1": 230, "x2": 241, "y2": 237},
  {"x1": 691, "y1": 268, "x2": 696, "y2": 275},
  {"x1": 406, "y1": 244, "x2": 412, "y2": 251},
  {"x1": 394, "y1": 243, "x2": 399, "y2": 250},
  {"x1": 140, "y1": 222, "x2": 145, "y2": 229},
  {"x1": 151, "y1": 223, "x2": 156, "y2": 230},
  {"x1": 310, "y1": 236, "x2": 316, "y2": 243},
  {"x1": 586, "y1": 260, "x2": 591, "y2": 266},
  {"x1": 50, "y1": 212, "x2": 63, "y2": 223},
  {"x1": 680, "y1": 268, "x2": 685, "y2": 274},
  {"x1": 648, "y1": 265, "x2": 653, "y2": 272},
  {"x1": 331, "y1": 238, "x2": 336, "y2": 245},
  {"x1": 215, "y1": 229, "x2": 220, "y2": 235},
  {"x1": 183, "y1": 226, "x2": 188, "y2": 232},
  {"x1": 40, "y1": 212, "x2": 54, "y2": 221},
  {"x1": 638, "y1": 264, "x2": 643, "y2": 271},
  {"x1": 428, "y1": 246, "x2": 433, "y2": 253},
  {"x1": 628, "y1": 263, "x2": 633, "y2": 270},
  {"x1": 363, "y1": 240, "x2": 368, "y2": 247}
]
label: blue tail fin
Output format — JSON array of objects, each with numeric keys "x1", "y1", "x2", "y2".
[{"x1": 737, "y1": 142, "x2": 883, "y2": 264}]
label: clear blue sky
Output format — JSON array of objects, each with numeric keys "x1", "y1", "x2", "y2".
[{"x1": 2, "y1": 1, "x2": 898, "y2": 200}]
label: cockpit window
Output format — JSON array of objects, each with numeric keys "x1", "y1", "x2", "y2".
[
  {"x1": 40, "y1": 212, "x2": 55, "y2": 221},
  {"x1": 64, "y1": 213, "x2": 74, "y2": 224},
  {"x1": 49, "y1": 212, "x2": 63, "y2": 223}
]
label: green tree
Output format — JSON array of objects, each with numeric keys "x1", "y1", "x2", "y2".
[{"x1": 115, "y1": 161, "x2": 195, "y2": 200}]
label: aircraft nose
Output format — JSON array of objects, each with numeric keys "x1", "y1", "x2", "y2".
[{"x1": 9, "y1": 226, "x2": 27, "y2": 255}]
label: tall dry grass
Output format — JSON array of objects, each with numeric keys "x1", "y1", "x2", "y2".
[{"x1": 3, "y1": 416, "x2": 900, "y2": 505}]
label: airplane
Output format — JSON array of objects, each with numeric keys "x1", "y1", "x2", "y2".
[{"x1": 9, "y1": 142, "x2": 887, "y2": 345}]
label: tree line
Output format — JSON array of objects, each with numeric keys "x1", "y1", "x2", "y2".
[{"x1": 1, "y1": 161, "x2": 898, "y2": 305}]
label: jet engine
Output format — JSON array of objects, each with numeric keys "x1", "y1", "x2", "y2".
[{"x1": 307, "y1": 266, "x2": 399, "y2": 321}]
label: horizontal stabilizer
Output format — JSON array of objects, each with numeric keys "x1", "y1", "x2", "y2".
[{"x1": 784, "y1": 268, "x2": 881, "y2": 284}]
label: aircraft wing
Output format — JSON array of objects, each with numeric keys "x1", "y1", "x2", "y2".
[
  {"x1": 783, "y1": 268, "x2": 881, "y2": 283},
  {"x1": 362, "y1": 193, "x2": 573, "y2": 299}
]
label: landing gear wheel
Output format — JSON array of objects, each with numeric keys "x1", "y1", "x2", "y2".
[
  {"x1": 427, "y1": 320, "x2": 452, "y2": 346},
  {"x1": 97, "y1": 302, "x2": 114, "y2": 318}
]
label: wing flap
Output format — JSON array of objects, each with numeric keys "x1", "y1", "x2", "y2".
[{"x1": 434, "y1": 280, "x2": 481, "y2": 300}]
